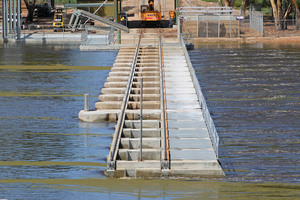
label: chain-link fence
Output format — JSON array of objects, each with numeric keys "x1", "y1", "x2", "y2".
[
  {"x1": 178, "y1": 7, "x2": 241, "y2": 38},
  {"x1": 250, "y1": 6, "x2": 263, "y2": 36}
]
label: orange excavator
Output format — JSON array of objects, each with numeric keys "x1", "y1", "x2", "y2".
[{"x1": 140, "y1": 0, "x2": 161, "y2": 27}]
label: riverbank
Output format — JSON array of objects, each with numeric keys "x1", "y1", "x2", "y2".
[
  {"x1": 2, "y1": 30, "x2": 300, "y2": 45},
  {"x1": 194, "y1": 35, "x2": 300, "y2": 44}
]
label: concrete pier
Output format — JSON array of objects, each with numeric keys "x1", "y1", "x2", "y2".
[{"x1": 79, "y1": 30, "x2": 224, "y2": 178}]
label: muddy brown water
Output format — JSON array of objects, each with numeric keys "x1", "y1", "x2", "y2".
[{"x1": 0, "y1": 43, "x2": 299, "y2": 199}]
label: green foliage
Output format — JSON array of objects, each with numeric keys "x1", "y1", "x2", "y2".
[
  {"x1": 54, "y1": 0, "x2": 77, "y2": 5},
  {"x1": 201, "y1": 0, "x2": 219, "y2": 2},
  {"x1": 202, "y1": 0, "x2": 271, "y2": 10}
]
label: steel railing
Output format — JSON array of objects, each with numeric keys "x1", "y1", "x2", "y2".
[
  {"x1": 107, "y1": 34, "x2": 142, "y2": 169},
  {"x1": 159, "y1": 35, "x2": 170, "y2": 169},
  {"x1": 180, "y1": 37, "x2": 219, "y2": 158},
  {"x1": 81, "y1": 28, "x2": 88, "y2": 45},
  {"x1": 178, "y1": 7, "x2": 240, "y2": 16}
]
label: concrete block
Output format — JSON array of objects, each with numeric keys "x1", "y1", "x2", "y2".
[
  {"x1": 117, "y1": 160, "x2": 161, "y2": 169},
  {"x1": 127, "y1": 101, "x2": 160, "y2": 109},
  {"x1": 168, "y1": 129, "x2": 210, "y2": 139},
  {"x1": 78, "y1": 110, "x2": 120, "y2": 122},
  {"x1": 101, "y1": 88, "x2": 127, "y2": 94},
  {"x1": 109, "y1": 71, "x2": 130, "y2": 77},
  {"x1": 130, "y1": 88, "x2": 160, "y2": 94},
  {"x1": 99, "y1": 94, "x2": 124, "y2": 101},
  {"x1": 120, "y1": 138, "x2": 161, "y2": 149},
  {"x1": 125, "y1": 110, "x2": 161, "y2": 120},
  {"x1": 117, "y1": 149, "x2": 161, "y2": 160},
  {"x1": 107, "y1": 76, "x2": 129, "y2": 82},
  {"x1": 122, "y1": 128, "x2": 161, "y2": 138},
  {"x1": 111, "y1": 67, "x2": 131, "y2": 72},
  {"x1": 129, "y1": 94, "x2": 160, "y2": 101},
  {"x1": 95, "y1": 101, "x2": 122, "y2": 110},
  {"x1": 169, "y1": 138, "x2": 212, "y2": 149},
  {"x1": 168, "y1": 120, "x2": 207, "y2": 129},
  {"x1": 170, "y1": 149, "x2": 216, "y2": 160},
  {"x1": 124, "y1": 120, "x2": 160, "y2": 129},
  {"x1": 104, "y1": 82, "x2": 128, "y2": 88}
]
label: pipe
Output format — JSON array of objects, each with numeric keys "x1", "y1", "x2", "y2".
[{"x1": 17, "y1": 0, "x2": 20, "y2": 39}]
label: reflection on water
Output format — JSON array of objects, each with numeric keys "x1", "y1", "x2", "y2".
[{"x1": 0, "y1": 43, "x2": 299, "y2": 199}]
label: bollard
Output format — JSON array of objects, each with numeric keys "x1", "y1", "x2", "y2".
[
  {"x1": 139, "y1": 78, "x2": 143, "y2": 161},
  {"x1": 84, "y1": 93, "x2": 89, "y2": 111}
]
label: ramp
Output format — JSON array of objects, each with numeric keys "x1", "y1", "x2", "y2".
[{"x1": 69, "y1": 9, "x2": 129, "y2": 33}]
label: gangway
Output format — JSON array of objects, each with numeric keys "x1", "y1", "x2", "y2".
[{"x1": 68, "y1": 9, "x2": 129, "y2": 33}]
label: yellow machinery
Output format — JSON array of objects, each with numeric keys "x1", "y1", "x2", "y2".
[
  {"x1": 140, "y1": 0, "x2": 161, "y2": 27},
  {"x1": 53, "y1": 7, "x2": 65, "y2": 31},
  {"x1": 169, "y1": 10, "x2": 176, "y2": 27}
]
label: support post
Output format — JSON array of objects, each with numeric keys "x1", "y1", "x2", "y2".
[
  {"x1": 72, "y1": 15, "x2": 80, "y2": 32},
  {"x1": 177, "y1": 17, "x2": 180, "y2": 40},
  {"x1": 206, "y1": 15, "x2": 208, "y2": 38},
  {"x1": 84, "y1": 93, "x2": 89, "y2": 111},
  {"x1": 9, "y1": 0, "x2": 12, "y2": 34},
  {"x1": 3, "y1": 0, "x2": 8, "y2": 39},
  {"x1": 118, "y1": 30, "x2": 121, "y2": 44},
  {"x1": 175, "y1": 0, "x2": 178, "y2": 24},
  {"x1": 197, "y1": 15, "x2": 199, "y2": 37},
  {"x1": 16, "y1": 0, "x2": 21, "y2": 40},
  {"x1": 218, "y1": 15, "x2": 220, "y2": 37},
  {"x1": 13, "y1": 0, "x2": 16, "y2": 32},
  {"x1": 139, "y1": 78, "x2": 143, "y2": 161}
]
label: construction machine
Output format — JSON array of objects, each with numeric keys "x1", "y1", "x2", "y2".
[
  {"x1": 140, "y1": 0, "x2": 161, "y2": 27},
  {"x1": 53, "y1": 6, "x2": 64, "y2": 32},
  {"x1": 169, "y1": 10, "x2": 176, "y2": 27}
]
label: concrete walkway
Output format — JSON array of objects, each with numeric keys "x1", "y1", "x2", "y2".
[{"x1": 163, "y1": 44, "x2": 224, "y2": 177}]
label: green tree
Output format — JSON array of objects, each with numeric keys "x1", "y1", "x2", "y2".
[{"x1": 269, "y1": 0, "x2": 297, "y2": 30}]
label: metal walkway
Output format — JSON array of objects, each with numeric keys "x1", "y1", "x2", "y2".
[
  {"x1": 68, "y1": 9, "x2": 129, "y2": 33},
  {"x1": 79, "y1": 30, "x2": 224, "y2": 178}
]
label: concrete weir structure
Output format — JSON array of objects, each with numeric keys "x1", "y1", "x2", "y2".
[{"x1": 79, "y1": 30, "x2": 224, "y2": 178}]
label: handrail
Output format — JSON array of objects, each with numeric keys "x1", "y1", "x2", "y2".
[
  {"x1": 180, "y1": 37, "x2": 219, "y2": 158},
  {"x1": 108, "y1": 35, "x2": 142, "y2": 163},
  {"x1": 178, "y1": 7, "x2": 240, "y2": 16},
  {"x1": 159, "y1": 35, "x2": 170, "y2": 164},
  {"x1": 81, "y1": 28, "x2": 88, "y2": 45}
]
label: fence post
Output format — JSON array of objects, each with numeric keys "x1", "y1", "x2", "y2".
[
  {"x1": 230, "y1": 14, "x2": 232, "y2": 38},
  {"x1": 206, "y1": 15, "x2": 208, "y2": 38},
  {"x1": 218, "y1": 15, "x2": 220, "y2": 37},
  {"x1": 197, "y1": 15, "x2": 199, "y2": 37}
]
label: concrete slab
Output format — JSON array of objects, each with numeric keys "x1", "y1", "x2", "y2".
[
  {"x1": 167, "y1": 111, "x2": 203, "y2": 120},
  {"x1": 168, "y1": 120, "x2": 207, "y2": 129},
  {"x1": 169, "y1": 138, "x2": 213, "y2": 149},
  {"x1": 168, "y1": 129, "x2": 210, "y2": 138},
  {"x1": 166, "y1": 102, "x2": 200, "y2": 109},
  {"x1": 170, "y1": 149, "x2": 216, "y2": 160}
]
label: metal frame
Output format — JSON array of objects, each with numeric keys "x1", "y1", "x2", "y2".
[{"x1": 2, "y1": 0, "x2": 21, "y2": 39}]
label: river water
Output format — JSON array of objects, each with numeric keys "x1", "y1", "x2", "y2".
[{"x1": 0, "y1": 42, "x2": 299, "y2": 199}]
